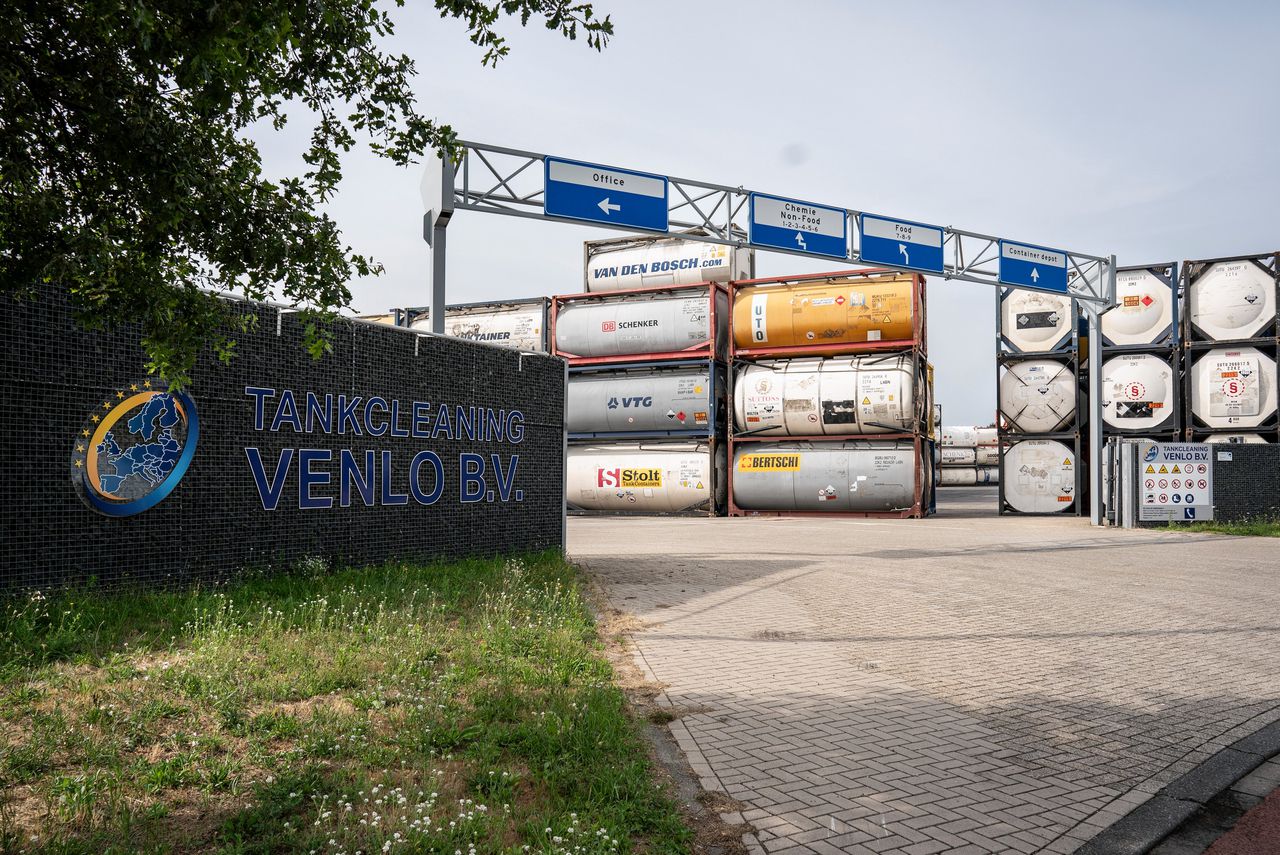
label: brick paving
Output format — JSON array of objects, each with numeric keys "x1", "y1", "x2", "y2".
[{"x1": 571, "y1": 489, "x2": 1280, "y2": 854}]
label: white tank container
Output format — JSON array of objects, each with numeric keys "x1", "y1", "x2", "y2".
[
  {"x1": 733, "y1": 355, "x2": 919, "y2": 436},
  {"x1": 939, "y1": 466, "x2": 999, "y2": 486},
  {"x1": 1100, "y1": 353, "x2": 1177, "y2": 432},
  {"x1": 1101, "y1": 268, "x2": 1175, "y2": 346},
  {"x1": 1190, "y1": 347, "x2": 1278, "y2": 429},
  {"x1": 1001, "y1": 290, "x2": 1074, "y2": 353},
  {"x1": 554, "y1": 288, "x2": 728, "y2": 359},
  {"x1": 1187, "y1": 260, "x2": 1277, "y2": 341},
  {"x1": 409, "y1": 301, "x2": 548, "y2": 351},
  {"x1": 1206, "y1": 433, "x2": 1269, "y2": 444},
  {"x1": 975, "y1": 445, "x2": 999, "y2": 465},
  {"x1": 941, "y1": 447, "x2": 976, "y2": 465},
  {"x1": 584, "y1": 236, "x2": 752, "y2": 292},
  {"x1": 1003, "y1": 439, "x2": 1077, "y2": 513},
  {"x1": 999, "y1": 359, "x2": 1077, "y2": 433},
  {"x1": 732, "y1": 441, "x2": 920, "y2": 512},
  {"x1": 567, "y1": 442, "x2": 725, "y2": 514},
  {"x1": 940, "y1": 426, "x2": 998, "y2": 447},
  {"x1": 568, "y1": 366, "x2": 715, "y2": 434}
]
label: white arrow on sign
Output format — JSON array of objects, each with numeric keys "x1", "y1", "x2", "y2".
[
  {"x1": 1031, "y1": 268, "x2": 1040, "y2": 283},
  {"x1": 795, "y1": 232, "x2": 807, "y2": 250},
  {"x1": 597, "y1": 197, "x2": 621, "y2": 215},
  {"x1": 898, "y1": 243, "x2": 909, "y2": 265}
]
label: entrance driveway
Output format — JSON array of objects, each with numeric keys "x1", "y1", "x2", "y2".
[{"x1": 571, "y1": 488, "x2": 1280, "y2": 854}]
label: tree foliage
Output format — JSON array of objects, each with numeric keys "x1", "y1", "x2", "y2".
[{"x1": 1, "y1": 0, "x2": 611, "y2": 385}]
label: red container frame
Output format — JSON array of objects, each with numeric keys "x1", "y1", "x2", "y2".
[
  {"x1": 550, "y1": 281, "x2": 730, "y2": 366},
  {"x1": 728, "y1": 268, "x2": 928, "y2": 360}
]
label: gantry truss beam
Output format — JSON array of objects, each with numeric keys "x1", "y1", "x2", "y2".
[{"x1": 448, "y1": 140, "x2": 1114, "y2": 306}]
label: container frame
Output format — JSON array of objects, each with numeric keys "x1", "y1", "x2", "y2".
[
  {"x1": 566, "y1": 358, "x2": 726, "y2": 441},
  {"x1": 550, "y1": 281, "x2": 730, "y2": 366},
  {"x1": 997, "y1": 433, "x2": 1087, "y2": 517},
  {"x1": 1181, "y1": 251, "x2": 1280, "y2": 345},
  {"x1": 566, "y1": 436, "x2": 728, "y2": 518},
  {"x1": 396, "y1": 296, "x2": 551, "y2": 351},
  {"x1": 581, "y1": 227, "x2": 754, "y2": 292},
  {"x1": 728, "y1": 269, "x2": 927, "y2": 361},
  {"x1": 1182, "y1": 339, "x2": 1279, "y2": 438},
  {"x1": 1097, "y1": 345, "x2": 1184, "y2": 437},
  {"x1": 1101, "y1": 262, "x2": 1180, "y2": 351},
  {"x1": 725, "y1": 433, "x2": 933, "y2": 519},
  {"x1": 996, "y1": 286, "x2": 1080, "y2": 356}
]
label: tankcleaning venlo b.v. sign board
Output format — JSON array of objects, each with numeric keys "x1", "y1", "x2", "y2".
[{"x1": 1138, "y1": 442, "x2": 1214, "y2": 521}]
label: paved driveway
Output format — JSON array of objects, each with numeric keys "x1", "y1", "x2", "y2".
[{"x1": 571, "y1": 488, "x2": 1280, "y2": 855}]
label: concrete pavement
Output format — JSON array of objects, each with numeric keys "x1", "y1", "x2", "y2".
[{"x1": 571, "y1": 488, "x2": 1280, "y2": 854}]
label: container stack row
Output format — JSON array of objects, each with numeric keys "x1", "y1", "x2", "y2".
[
  {"x1": 938, "y1": 426, "x2": 999, "y2": 486},
  {"x1": 1182, "y1": 252, "x2": 1279, "y2": 444},
  {"x1": 557, "y1": 234, "x2": 753, "y2": 515},
  {"x1": 995, "y1": 288, "x2": 1087, "y2": 515},
  {"x1": 726, "y1": 270, "x2": 936, "y2": 518}
]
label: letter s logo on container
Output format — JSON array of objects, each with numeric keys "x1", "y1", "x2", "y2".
[{"x1": 597, "y1": 468, "x2": 619, "y2": 488}]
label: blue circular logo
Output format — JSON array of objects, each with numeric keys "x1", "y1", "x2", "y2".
[{"x1": 71, "y1": 381, "x2": 199, "y2": 517}]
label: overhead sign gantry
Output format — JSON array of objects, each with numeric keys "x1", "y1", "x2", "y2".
[{"x1": 418, "y1": 140, "x2": 1117, "y2": 524}]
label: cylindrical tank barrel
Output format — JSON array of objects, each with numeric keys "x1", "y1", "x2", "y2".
[
  {"x1": 566, "y1": 442, "x2": 725, "y2": 514},
  {"x1": 568, "y1": 367, "x2": 715, "y2": 434},
  {"x1": 1190, "y1": 347, "x2": 1278, "y2": 429},
  {"x1": 940, "y1": 426, "x2": 998, "y2": 447},
  {"x1": 409, "y1": 302, "x2": 548, "y2": 352},
  {"x1": 1101, "y1": 269, "x2": 1175, "y2": 346},
  {"x1": 1002, "y1": 439, "x2": 1076, "y2": 513},
  {"x1": 584, "y1": 237, "x2": 751, "y2": 292},
  {"x1": 731, "y1": 441, "x2": 920, "y2": 512},
  {"x1": 555, "y1": 289, "x2": 727, "y2": 359},
  {"x1": 941, "y1": 447, "x2": 976, "y2": 465},
  {"x1": 732, "y1": 275, "x2": 916, "y2": 351},
  {"x1": 1187, "y1": 260, "x2": 1278, "y2": 341},
  {"x1": 733, "y1": 354, "x2": 919, "y2": 436},
  {"x1": 1001, "y1": 290, "x2": 1074, "y2": 353},
  {"x1": 1100, "y1": 353, "x2": 1177, "y2": 431},
  {"x1": 939, "y1": 466, "x2": 999, "y2": 486},
  {"x1": 999, "y1": 359, "x2": 1077, "y2": 433}
]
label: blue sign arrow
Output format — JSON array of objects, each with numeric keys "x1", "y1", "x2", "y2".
[
  {"x1": 749, "y1": 192, "x2": 848, "y2": 259},
  {"x1": 544, "y1": 157, "x2": 669, "y2": 232},
  {"x1": 999, "y1": 240, "x2": 1069, "y2": 293},
  {"x1": 859, "y1": 213, "x2": 944, "y2": 273}
]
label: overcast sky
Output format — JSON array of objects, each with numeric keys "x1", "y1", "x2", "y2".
[{"x1": 254, "y1": 0, "x2": 1280, "y2": 426}]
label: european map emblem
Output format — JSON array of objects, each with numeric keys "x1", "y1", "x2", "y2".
[{"x1": 71, "y1": 379, "x2": 199, "y2": 517}]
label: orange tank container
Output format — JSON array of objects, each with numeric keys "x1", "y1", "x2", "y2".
[{"x1": 733, "y1": 274, "x2": 916, "y2": 351}]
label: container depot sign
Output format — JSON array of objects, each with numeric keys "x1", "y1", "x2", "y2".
[{"x1": 1138, "y1": 442, "x2": 1214, "y2": 521}]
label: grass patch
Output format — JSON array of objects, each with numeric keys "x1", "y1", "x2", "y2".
[
  {"x1": 0, "y1": 553, "x2": 689, "y2": 853},
  {"x1": 1168, "y1": 518, "x2": 1280, "y2": 537}
]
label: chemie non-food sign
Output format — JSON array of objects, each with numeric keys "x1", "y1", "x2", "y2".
[{"x1": 1138, "y1": 442, "x2": 1214, "y2": 522}]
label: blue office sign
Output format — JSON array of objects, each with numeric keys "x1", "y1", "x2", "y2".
[
  {"x1": 749, "y1": 192, "x2": 848, "y2": 259},
  {"x1": 544, "y1": 157, "x2": 669, "y2": 232},
  {"x1": 998, "y1": 240, "x2": 1069, "y2": 293},
  {"x1": 859, "y1": 214, "x2": 944, "y2": 274}
]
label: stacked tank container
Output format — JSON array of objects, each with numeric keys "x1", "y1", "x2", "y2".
[
  {"x1": 726, "y1": 269, "x2": 935, "y2": 518},
  {"x1": 938, "y1": 426, "x2": 999, "y2": 486},
  {"x1": 555, "y1": 234, "x2": 752, "y2": 516},
  {"x1": 1181, "y1": 252, "x2": 1280, "y2": 445},
  {"x1": 995, "y1": 287, "x2": 1087, "y2": 515},
  {"x1": 1097, "y1": 263, "x2": 1183, "y2": 447},
  {"x1": 399, "y1": 298, "x2": 551, "y2": 352}
]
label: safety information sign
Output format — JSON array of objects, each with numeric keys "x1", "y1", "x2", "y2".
[{"x1": 1138, "y1": 442, "x2": 1214, "y2": 521}]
